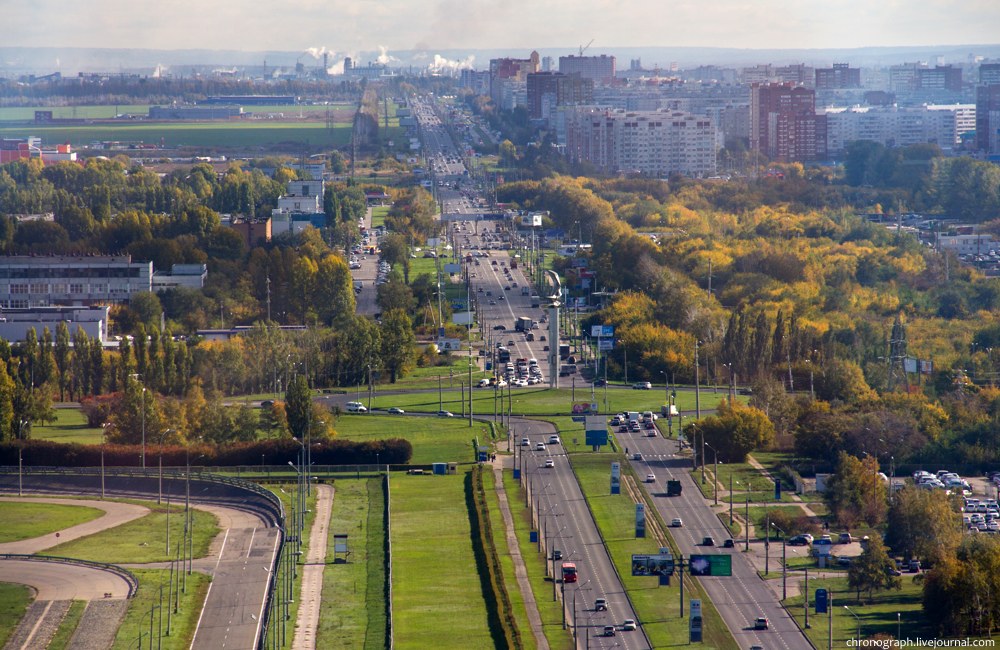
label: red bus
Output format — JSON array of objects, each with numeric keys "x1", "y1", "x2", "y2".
[{"x1": 561, "y1": 562, "x2": 578, "y2": 583}]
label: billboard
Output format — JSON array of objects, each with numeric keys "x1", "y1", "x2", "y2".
[
  {"x1": 920, "y1": 359, "x2": 933, "y2": 374},
  {"x1": 444, "y1": 263, "x2": 461, "y2": 274},
  {"x1": 452, "y1": 311, "x2": 474, "y2": 326},
  {"x1": 816, "y1": 588, "x2": 829, "y2": 613},
  {"x1": 598, "y1": 339, "x2": 615, "y2": 351},
  {"x1": 437, "y1": 338, "x2": 463, "y2": 351},
  {"x1": 611, "y1": 462, "x2": 621, "y2": 495},
  {"x1": 591, "y1": 325, "x2": 615, "y2": 338},
  {"x1": 631, "y1": 553, "x2": 674, "y2": 576},
  {"x1": 690, "y1": 599, "x2": 703, "y2": 642},
  {"x1": 572, "y1": 403, "x2": 594, "y2": 414},
  {"x1": 635, "y1": 503, "x2": 646, "y2": 538},
  {"x1": 904, "y1": 357, "x2": 918, "y2": 373},
  {"x1": 585, "y1": 415, "x2": 608, "y2": 447},
  {"x1": 688, "y1": 554, "x2": 733, "y2": 576}
]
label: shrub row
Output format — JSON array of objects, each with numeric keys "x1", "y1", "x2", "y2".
[
  {"x1": 467, "y1": 466, "x2": 523, "y2": 650},
  {"x1": 0, "y1": 437, "x2": 413, "y2": 467}
]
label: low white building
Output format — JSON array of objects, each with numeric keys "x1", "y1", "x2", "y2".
[
  {"x1": 0, "y1": 306, "x2": 109, "y2": 344},
  {"x1": 0, "y1": 255, "x2": 152, "y2": 308}
]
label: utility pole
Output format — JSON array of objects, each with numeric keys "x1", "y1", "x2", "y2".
[{"x1": 695, "y1": 341, "x2": 701, "y2": 419}]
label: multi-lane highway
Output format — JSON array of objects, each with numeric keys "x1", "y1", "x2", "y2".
[{"x1": 624, "y1": 431, "x2": 811, "y2": 650}]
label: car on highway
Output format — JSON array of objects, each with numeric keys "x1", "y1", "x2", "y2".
[
  {"x1": 544, "y1": 458, "x2": 555, "y2": 468},
  {"x1": 594, "y1": 598, "x2": 608, "y2": 611},
  {"x1": 723, "y1": 539, "x2": 735, "y2": 548},
  {"x1": 632, "y1": 452, "x2": 642, "y2": 460},
  {"x1": 493, "y1": 324, "x2": 505, "y2": 330},
  {"x1": 754, "y1": 616, "x2": 769, "y2": 630},
  {"x1": 646, "y1": 473, "x2": 656, "y2": 483},
  {"x1": 552, "y1": 549, "x2": 563, "y2": 560},
  {"x1": 670, "y1": 518, "x2": 683, "y2": 527},
  {"x1": 521, "y1": 437, "x2": 530, "y2": 446},
  {"x1": 548, "y1": 435, "x2": 561, "y2": 445},
  {"x1": 622, "y1": 619, "x2": 637, "y2": 631},
  {"x1": 535, "y1": 442, "x2": 546, "y2": 451},
  {"x1": 386, "y1": 407, "x2": 405, "y2": 414},
  {"x1": 702, "y1": 536, "x2": 716, "y2": 546},
  {"x1": 602, "y1": 626, "x2": 616, "y2": 637},
  {"x1": 632, "y1": 381, "x2": 652, "y2": 390},
  {"x1": 437, "y1": 410, "x2": 455, "y2": 417},
  {"x1": 789, "y1": 533, "x2": 814, "y2": 546}
]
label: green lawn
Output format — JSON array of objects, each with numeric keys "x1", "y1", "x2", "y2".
[
  {"x1": 370, "y1": 386, "x2": 729, "y2": 419},
  {"x1": 370, "y1": 206, "x2": 389, "y2": 229},
  {"x1": 481, "y1": 469, "x2": 537, "y2": 650},
  {"x1": 46, "y1": 502, "x2": 218, "y2": 564},
  {"x1": 0, "y1": 502, "x2": 104, "y2": 543},
  {"x1": 336, "y1": 414, "x2": 492, "y2": 464},
  {"x1": 0, "y1": 103, "x2": 355, "y2": 121},
  {"x1": 390, "y1": 472, "x2": 493, "y2": 649},
  {"x1": 46, "y1": 600, "x2": 87, "y2": 650},
  {"x1": 0, "y1": 583, "x2": 31, "y2": 648},
  {"x1": 111, "y1": 569, "x2": 210, "y2": 650},
  {"x1": 784, "y1": 575, "x2": 932, "y2": 644},
  {"x1": 32, "y1": 408, "x2": 103, "y2": 445},
  {"x1": 502, "y1": 471, "x2": 574, "y2": 650},
  {"x1": 317, "y1": 478, "x2": 386, "y2": 650},
  {"x1": 570, "y1": 454, "x2": 738, "y2": 649}
]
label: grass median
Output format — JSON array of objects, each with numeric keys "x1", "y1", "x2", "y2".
[
  {"x1": 0, "y1": 582, "x2": 31, "y2": 647},
  {"x1": 316, "y1": 478, "x2": 387, "y2": 650},
  {"x1": 268, "y1": 483, "x2": 318, "y2": 650},
  {"x1": 389, "y1": 472, "x2": 493, "y2": 650},
  {"x1": 46, "y1": 600, "x2": 87, "y2": 650},
  {"x1": 0, "y1": 501, "x2": 104, "y2": 543},
  {"x1": 46, "y1": 502, "x2": 218, "y2": 564}
]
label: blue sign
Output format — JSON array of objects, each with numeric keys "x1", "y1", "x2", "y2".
[
  {"x1": 512, "y1": 468, "x2": 520, "y2": 479},
  {"x1": 775, "y1": 479, "x2": 782, "y2": 501},
  {"x1": 611, "y1": 462, "x2": 621, "y2": 495},
  {"x1": 585, "y1": 429, "x2": 609, "y2": 446},
  {"x1": 635, "y1": 503, "x2": 646, "y2": 538},
  {"x1": 529, "y1": 530, "x2": 538, "y2": 543},
  {"x1": 816, "y1": 588, "x2": 828, "y2": 613}
]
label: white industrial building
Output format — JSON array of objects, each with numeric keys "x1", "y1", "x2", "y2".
[
  {"x1": 0, "y1": 306, "x2": 109, "y2": 344},
  {"x1": 0, "y1": 255, "x2": 152, "y2": 308}
]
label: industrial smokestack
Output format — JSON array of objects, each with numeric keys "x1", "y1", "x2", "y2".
[{"x1": 323, "y1": 52, "x2": 329, "y2": 75}]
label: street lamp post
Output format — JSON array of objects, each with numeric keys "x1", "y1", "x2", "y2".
[
  {"x1": 844, "y1": 605, "x2": 861, "y2": 641},
  {"x1": 729, "y1": 472, "x2": 734, "y2": 526},
  {"x1": 772, "y1": 523, "x2": 787, "y2": 600},
  {"x1": 705, "y1": 442, "x2": 719, "y2": 506},
  {"x1": 573, "y1": 580, "x2": 591, "y2": 645}
]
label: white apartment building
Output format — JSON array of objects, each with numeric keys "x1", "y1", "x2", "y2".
[
  {"x1": 565, "y1": 107, "x2": 718, "y2": 177},
  {"x1": 277, "y1": 179, "x2": 324, "y2": 214},
  {"x1": 824, "y1": 104, "x2": 975, "y2": 154}
]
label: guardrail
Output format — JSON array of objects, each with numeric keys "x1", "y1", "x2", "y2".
[{"x1": 0, "y1": 553, "x2": 139, "y2": 598}]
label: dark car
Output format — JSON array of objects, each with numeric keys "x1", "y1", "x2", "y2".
[
  {"x1": 593, "y1": 378, "x2": 607, "y2": 387},
  {"x1": 493, "y1": 324, "x2": 506, "y2": 330},
  {"x1": 260, "y1": 400, "x2": 274, "y2": 409},
  {"x1": 702, "y1": 536, "x2": 716, "y2": 546},
  {"x1": 723, "y1": 539, "x2": 735, "y2": 548}
]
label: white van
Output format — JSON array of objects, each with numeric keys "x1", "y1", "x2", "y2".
[{"x1": 345, "y1": 401, "x2": 368, "y2": 413}]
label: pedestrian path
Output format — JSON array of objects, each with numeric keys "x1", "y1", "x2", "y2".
[{"x1": 291, "y1": 484, "x2": 335, "y2": 650}]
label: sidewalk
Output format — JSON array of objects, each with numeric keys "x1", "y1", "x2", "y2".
[
  {"x1": 491, "y1": 442, "x2": 549, "y2": 650},
  {"x1": 292, "y1": 484, "x2": 335, "y2": 650}
]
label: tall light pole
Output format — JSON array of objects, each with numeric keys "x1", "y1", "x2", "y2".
[
  {"x1": 694, "y1": 340, "x2": 701, "y2": 419},
  {"x1": 705, "y1": 442, "x2": 719, "y2": 506},
  {"x1": 844, "y1": 605, "x2": 860, "y2": 641},
  {"x1": 17, "y1": 418, "x2": 28, "y2": 497},
  {"x1": 157, "y1": 429, "x2": 175, "y2": 505},
  {"x1": 573, "y1": 580, "x2": 591, "y2": 646},
  {"x1": 101, "y1": 422, "x2": 111, "y2": 500},
  {"x1": 772, "y1": 523, "x2": 787, "y2": 600}
]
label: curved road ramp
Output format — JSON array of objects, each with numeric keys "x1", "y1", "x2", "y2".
[{"x1": 0, "y1": 468, "x2": 284, "y2": 650}]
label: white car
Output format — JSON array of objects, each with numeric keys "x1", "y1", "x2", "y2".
[
  {"x1": 670, "y1": 518, "x2": 683, "y2": 527},
  {"x1": 535, "y1": 442, "x2": 546, "y2": 451},
  {"x1": 646, "y1": 473, "x2": 656, "y2": 483},
  {"x1": 544, "y1": 458, "x2": 555, "y2": 468},
  {"x1": 622, "y1": 619, "x2": 637, "y2": 631},
  {"x1": 386, "y1": 407, "x2": 405, "y2": 415},
  {"x1": 548, "y1": 435, "x2": 561, "y2": 445},
  {"x1": 437, "y1": 410, "x2": 455, "y2": 418}
]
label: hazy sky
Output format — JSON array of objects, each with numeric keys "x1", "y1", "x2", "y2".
[{"x1": 7, "y1": 0, "x2": 1000, "y2": 54}]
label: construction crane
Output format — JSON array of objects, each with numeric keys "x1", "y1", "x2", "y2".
[{"x1": 579, "y1": 39, "x2": 594, "y2": 57}]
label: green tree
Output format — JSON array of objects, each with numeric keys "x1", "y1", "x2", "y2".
[
  {"x1": 886, "y1": 487, "x2": 961, "y2": 566},
  {"x1": 54, "y1": 322, "x2": 70, "y2": 402},
  {"x1": 0, "y1": 363, "x2": 14, "y2": 441},
  {"x1": 284, "y1": 375, "x2": 312, "y2": 441},
  {"x1": 379, "y1": 309, "x2": 416, "y2": 383},
  {"x1": 825, "y1": 452, "x2": 887, "y2": 528},
  {"x1": 689, "y1": 400, "x2": 775, "y2": 463},
  {"x1": 847, "y1": 535, "x2": 900, "y2": 603}
]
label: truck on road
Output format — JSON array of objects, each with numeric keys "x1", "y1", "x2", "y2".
[
  {"x1": 666, "y1": 480, "x2": 683, "y2": 496},
  {"x1": 515, "y1": 316, "x2": 534, "y2": 332}
]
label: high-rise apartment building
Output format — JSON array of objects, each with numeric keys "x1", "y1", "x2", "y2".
[
  {"x1": 558, "y1": 55, "x2": 616, "y2": 84},
  {"x1": 750, "y1": 83, "x2": 827, "y2": 162},
  {"x1": 565, "y1": 107, "x2": 718, "y2": 177},
  {"x1": 526, "y1": 72, "x2": 594, "y2": 120},
  {"x1": 977, "y1": 84, "x2": 1000, "y2": 155},
  {"x1": 489, "y1": 52, "x2": 540, "y2": 105},
  {"x1": 815, "y1": 64, "x2": 861, "y2": 90}
]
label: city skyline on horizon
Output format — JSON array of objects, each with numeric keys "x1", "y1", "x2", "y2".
[{"x1": 7, "y1": 0, "x2": 1000, "y2": 62}]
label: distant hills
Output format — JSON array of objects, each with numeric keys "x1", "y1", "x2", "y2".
[{"x1": 3, "y1": 44, "x2": 1000, "y2": 77}]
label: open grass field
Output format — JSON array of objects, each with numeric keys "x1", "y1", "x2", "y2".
[
  {"x1": 570, "y1": 453, "x2": 738, "y2": 649},
  {"x1": 46, "y1": 501, "x2": 218, "y2": 564},
  {"x1": 370, "y1": 206, "x2": 390, "y2": 229},
  {"x1": 0, "y1": 501, "x2": 104, "y2": 543},
  {"x1": 317, "y1": 478, "x2": 386, "y2": 650},
  {"x1": 46, "y1": 599, "x2": 87, "y2": 650},
  {"x1": 32, "y1": 408, "x2": 103, "y2": 445},
  {"x1": 502, "y1": 471, "x2": 574, "y2": 650},
  {"x1": 0, "y1": 582, "x2": 32, "y2": 648},
  {"x1": 389, "y1": 472, "x2": 493, "y2": 650},
  {"x1": 336, "y1": 414, "x2": 493, "y2": 464},
  {"x1": 111, "y1": 569, "x2": 210, "y2": 650},
  {"x1": 783, "y1": 575, "x2": 932, "y2": 644}
]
